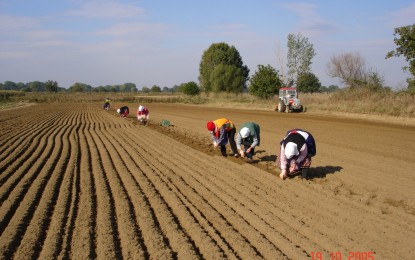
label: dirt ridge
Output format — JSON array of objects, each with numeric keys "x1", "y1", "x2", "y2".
[{"x1": 0, "y1": 104, "x2": 414, "y2": 259}]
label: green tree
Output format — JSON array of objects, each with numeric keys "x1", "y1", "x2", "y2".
[
  {"x1": 320, "y1": 85, "x2": 340, "y2": 93},
  {"x1": 141, "y1": 86, "x2": 150, "y2": 93},
  {"x1": 210, "y1": 64, "x2": 246, "y2": 93},
  {"x1": 123, "y1": 83, "x2": 137, "y2": 92},
  {"x1": 296, "y1": 72, "x2": 321, "y2": 93},
  {"x1": 69, "y1": 82, "x2": 87, "y2": 92},
  {"x1": 386, "y1": 24, "x2": 415, "y2": 92},
  {"x1": 3, "y1": 81, "x2": 17, "y2": 90},
  {"x1": 328, "y1": 85, "x2": 340, "y2": 92},
  {"x1": 248, "y1": 65, "x2": 281, "y2": 98},
  {"x1": 287, "y1": 33, "x2": 316, "y2": 84},
  {"x1": 16, "y1": 82, "x2": 26, "y2": 90},
  {"x1": 199, "y1": 42, "x2": 249, "y2": 93},
  {"x1": 181, "y1": 81, "x2": 200, "y2": 96},
  {"x1": 27, "y1": 81, "x2": 45, "y2": 92},
  {"x1": 45, "y1": 80, "x2": 58, "y2": 92},
  {"x1": 150, "y1": 85, "x2": 161, "y2": 92},
  {"x1": 365, "y1": 69, "x2": 385, "y2": 91}
]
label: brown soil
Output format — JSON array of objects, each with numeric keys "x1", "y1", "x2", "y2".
[{"x1": 0, "y1": 103, "x2": 414, "y2": 259}]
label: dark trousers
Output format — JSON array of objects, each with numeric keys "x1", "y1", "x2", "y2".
[{"x1": 220, "y1": 128, "x2": 238, "y2": 156}]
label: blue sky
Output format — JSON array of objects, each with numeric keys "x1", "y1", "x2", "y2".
[{"x1": 1, "y1": 0, "x2": 414, "y2": 89}]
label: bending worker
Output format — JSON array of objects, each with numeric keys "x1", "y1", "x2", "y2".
[
  {"x1": 276, "y1": 128, "x2": 316, "y2": 180},
  {"x1": 137, "y1": 105, "x2": 150, "y2": 125},
  {"x1": 236, "y1": 122, "x2": 260, "y2": 162},
  {"x1": 117, "y1": 106, "x2": 129, "y2": 118},
  {"x1": 206, "y1": 118, "x2": 239, "y2": 157}
]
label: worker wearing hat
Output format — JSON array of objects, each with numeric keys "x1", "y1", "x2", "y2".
[
  {"x1": 137, "y1": 105, "x2": 149, "y2": 125},
  {"x1": 117, "y1": 106, "x2": 129, "y2": 118},
  {"x1": 236, "y1": 122, "x2": 260, "y2": 162},
  {"x1": 206, "y1": 118, "x2": 238, "y2": 157},
  {"x1": 277, "y1": 129, "x2": 316, "y2": 180}
]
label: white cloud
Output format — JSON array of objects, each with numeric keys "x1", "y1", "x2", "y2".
[
  {"x1": 92, "y1": 22, "x2": 168, "y2": 38},
  {"x1": 283, "y1": 2, "x2": 340, "y2": 37},
  {"x1": 387, "y1": 2, "x2": 415, "y2": 28},
  {"x1": 0, "y1": 14, "x2": 39, "y2": 32},
  {"x1": 66, "y1": 0, "x2": 145, "y2": 19}
]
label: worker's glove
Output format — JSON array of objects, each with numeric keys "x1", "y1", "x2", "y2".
[
  {"x1": 239, "y1": 150, "x2": 245, "y2": 158},
  {"x1": 213, "y1": 142, "x2": 218, "y2": 149}
]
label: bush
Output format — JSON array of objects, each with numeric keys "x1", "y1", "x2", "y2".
[
  {"x1": 181, "y1": 81, "x2": 200, "y2": 96},
  {"x1": 248, "y1": 65, "x2": 281, "y2": 98}
]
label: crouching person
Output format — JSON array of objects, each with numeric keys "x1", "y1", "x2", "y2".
[
  {"x1": 236, "y1": 122, "x2": 260, "y2": 163},
  {"x1": 206, "y1": 118, "x2": 239, "y2": 157},
  {"x1": 117, "y1": 106, "x2": 129, "y2": 118},
  {"x1": 277, "y1": 129, "x2": 316, "y2": 180},
  {"x1": 137, "y1": 105, "x2": 149, "y2": 125}
]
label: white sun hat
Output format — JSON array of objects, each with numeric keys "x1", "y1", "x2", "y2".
[
  {"x1": 240, "y1": 127, "x2": 250, "y2": 138},
  {"x1": 284, "y1": 142, "x2": 299, "y2": 159}
]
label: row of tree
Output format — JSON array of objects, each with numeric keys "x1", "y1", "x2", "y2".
[
  {"x1": 198, "y1": 24, "x2": 414, "y2": 98},
  {"x1": 198, "y1": 35, "x2": 329, "y2": 98},
  {"x1": 0, "y1": 80, "x2": 63, "y2": 92},
  {"x1": 2, "y1": 24, "x2": 413, "y2": 97},
  {"x1": 0, "y1": 81, "x2": 140, "y2": 93}
]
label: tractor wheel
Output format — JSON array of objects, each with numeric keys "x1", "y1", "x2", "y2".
[{"x1": 277, "y1": 100, "x2": 285, "y2": 112}]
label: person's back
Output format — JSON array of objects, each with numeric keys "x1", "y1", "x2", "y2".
[
  {"x1": 137, "y1": 105, "x2": 149, "y2": 125},
  {"x1": 103, "y1": 98, "x2": 110, "y2": 110},
  {"x1": 239, "y1": 122, "x2": 260, "y2": 146},
  {"x1": 282, "y1": 129, "x2": 316, "y2": 157},
  {"x1": 118, "y1": 106, "x2": 129, "y2": 117},
  {"x1": 278, "y1": 128, "x2": 315, "y2": 180},
  {"x1": 236, "y1": 122, "x2": 260, "y2": 162}
]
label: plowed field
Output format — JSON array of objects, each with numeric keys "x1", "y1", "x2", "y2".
[{"x1": 1, "y1": 103, "x2": 414, "y2": 259}]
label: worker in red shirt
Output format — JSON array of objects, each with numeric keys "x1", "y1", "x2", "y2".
[{"x1": 136, "y1": 105, "x2": 149, "y2": 125}]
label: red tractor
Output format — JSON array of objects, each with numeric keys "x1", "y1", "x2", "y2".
[{"x1": 275, "y1": 87, "x2": 304, "y2": 112}]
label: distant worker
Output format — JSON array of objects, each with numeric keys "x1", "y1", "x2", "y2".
[
  {"x1": 137, "y1": 105, "x2": 150, "y2": 125},
  {"x1": 206, "y1": 118, "x2": 239, "y2": 157},
  {"x1": 103, "y1": 97, "x2": 111, "y2": 111},
  {"x1": 276, "y1": 129, "x2": 316, "y2": 180},
  {"x1": 117, "y1": 106, "x2": 129, "y2": 118},
  {"x1": 236, "y1": 122, "x2": 260, "y2": 162}
]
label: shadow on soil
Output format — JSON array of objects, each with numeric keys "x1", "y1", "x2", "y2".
[{"x1": 306, "y1": 166, "x2": 343, "y2": 179}]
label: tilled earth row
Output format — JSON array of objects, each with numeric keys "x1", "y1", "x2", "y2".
[{"x1": 0, "y1": 103, "x2": 414, "y2": 259}]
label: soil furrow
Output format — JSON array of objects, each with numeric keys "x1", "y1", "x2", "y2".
[
  {"x1": 84, "y1": 122, "x2": 122, "y2": 259},
  {"x1": 0, "y1": 111, "x2": 65, "y2": 185},
  {"x1": 131, "y1": 132, "x2": 294, "y2": 258},
  {"x1": 0, "y1": 121, "x2": 67, "y2": 235},
  {"x1": 104, "y1": 125, "x2": 228, "y2": 259},
  {"x1": 70, "y1": 118, "x2": 97, "y2": 259},
  {"x1": 37, "y1": 111, "x2": 81, "y2": 259},
  {"x1": 91, "y1": 126, "x2": 148, "y2": 259},
  {"x1": 100, "y1": 125, "x2": 178, "y2": 259},
  {"x1": 1, "y1": 103, "x2": 414, "y2": 260},
  {"x1": 108, "y1": 129, "x2": 202, "y2": 259},
  {"x1": 13, "y1": 112, "x2": 75, "y2": 259},
  {"x1": 120, "y1": 126, "x2": 265, "y2": 259},
  {"x1": 0, "y1": 118, "x2": 69, "y2": 258}
]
